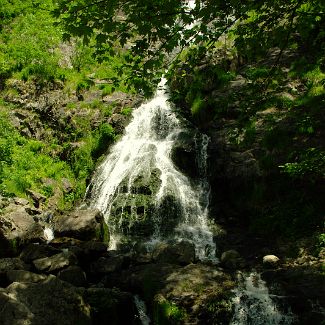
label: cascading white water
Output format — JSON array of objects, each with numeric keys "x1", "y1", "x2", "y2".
[
  {"x1": 231, "y1": 272, "x2": 296, "y2": 325},
  {"x1": 134, "y1": 295, "x2": 151, "y2": 325},
  {"x1": 89, "y1": 78, "x2": 216, "y2": 261}
]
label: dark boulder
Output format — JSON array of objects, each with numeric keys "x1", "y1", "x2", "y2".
[
  {"x1": 85, "y1": 287, "x2": 138, "y2": 325},
  {"x1": 152, "y1": 241, "x2": 196, "y2": 265},
  {"x1": 58, "y1": 266, "x2": 87, "y2": 287},
  {"x1": 0, "y1": 276, "x2": 91, "y2": 325},
  {"x1": 33, "y1": 251, "x2": 77, "y2": 273},
  {"x1": 53, "y1": 209, "x2": 108, "y2": 242}
]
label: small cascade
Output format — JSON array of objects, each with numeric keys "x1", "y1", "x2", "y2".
[
  {"x1": 134, "y1": 295, "x2": 151, "y2": 325},
  {"x1": 88, "y1": 79, "x2": 216, "y2": 261},
  {"x1": 231, "y1": 272, "x2": 296, "y2": 325}
]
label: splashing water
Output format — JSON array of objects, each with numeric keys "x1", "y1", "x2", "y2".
[
  {"x1": 88, "y1": 79, "x2": 216, "y2": 261},
  {"x1": 134, "y1": 295, "x2": 151, "y2": 325},
  {"x1": 231, "y1": 272, "x2": 296, "y2": 325}
]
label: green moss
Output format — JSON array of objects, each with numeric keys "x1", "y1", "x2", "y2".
[
  {"x1": 153, "y1": 295, "x2": 186, "y2": 325},
  {"x1": 121, "y1": 107, "x2": 132, "y2": 116},
  {"x1": 100, "y1": 222, "x2": 110, "y2": 243}
]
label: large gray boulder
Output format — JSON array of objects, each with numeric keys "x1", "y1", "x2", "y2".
[
  {"x1": 53, "y1": 209, "x2": 108, "y2": 242},
  {"x1": 6, "y1": 270, "x2": 47, "y2": 284},
  {"x1": 33, "y1": 251, "x2": 77, "y2": 273},
  {"x1": 90, "y1": 255, "x2": 125, "y2": 275},
  {"x1": 0, "y1": 204, "x2": 46, "y2": 257},
  {"x1": 0, "y1": 276, "x2": 91, "y2": 325}
]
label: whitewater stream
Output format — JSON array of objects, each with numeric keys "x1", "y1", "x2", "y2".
[{"x1": 231, "y1": 272, "x2": 296, "y2": 325}]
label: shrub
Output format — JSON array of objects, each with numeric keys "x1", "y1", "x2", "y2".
[{"x1": 92, "y1": 123, "x2": 116, "y2": 159}]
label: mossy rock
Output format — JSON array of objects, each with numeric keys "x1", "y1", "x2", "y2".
[
  {"x1": 109, "y1": 193, "x2": 156, "y2": 237},
  {"x1": 153, "y1": 294, "x2": 187, "y2": 325}
]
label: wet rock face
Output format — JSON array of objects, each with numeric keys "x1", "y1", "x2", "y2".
[
  {"x1": 171, "y1": 146, "x2": 198, "y2": 178},
  {"x1": 108, "y1": 169, "x2": 162, "y2": 239}
]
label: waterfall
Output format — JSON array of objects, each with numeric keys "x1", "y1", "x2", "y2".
[
  {"x1": 231, "y1": 272, "x2": 296, "y2": 325},
  {"x1": 88, "y1": 78, "x2": 216, "y2": 261}
]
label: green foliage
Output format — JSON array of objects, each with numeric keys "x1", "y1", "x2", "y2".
[
  {"x1": 76, "y1": 76, "x2": 95, "y2": 96},
  {"x1": 0, "y1": 127, "x2": 74, "y2": 198},
  {"x1": 191, "y1": 96, "x2": 206, "y2": 116},
  {"x1": 262, "y1": 126, "x2": 291, "y2": 151},
  {"x1": 154, "y1": 297, "x2": 186, "y2": 325},
  {"x1": 121, "y1": 107, "x2": 132, "y2": 116},
  {"x1": 70, "y1": 39, "x2": 94, "y2": 72},
  {"x1": 245, "y1": 67, "x2": 270, "y2": 80},
  {"x1": 1, "y1": 8, "x2": 62, "y2": 84},
  {"x1": 53, "y1": 0, "x2": 325, "y2": 94},
  {"x1": 318, "y1": 233, "x2": 325, "y2": 249},
  {"x1": 243, "y1": 120, "x2": 257, "y2": 145},
  {"x1": 92, "y1": 123, "x2": 116, "y2": 159},
  {"x1": 279, "y1": 148, "x2": 325, "y2": 179}
]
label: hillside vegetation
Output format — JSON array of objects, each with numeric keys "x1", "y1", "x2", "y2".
[{"x1": 0, "y1": 0, "x2": 137, "y2": 210}]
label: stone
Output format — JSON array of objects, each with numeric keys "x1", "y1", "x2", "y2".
[
  {"x1": 0, "y1": 258, "x2": 30, "y2": 287},
  {"x1": 262, "y1": 255, "x2": 280, "y2": 268},
  {"x1": 70, "y1": 241, "x2": 108, "y2": 267},
  {"x1": 152, "y1": 241, "x2": 196, "y2": 265},
  {"x1": 33, "y1": 251, "x2": 77, "y2": 273},
  {"x1": 90, "y1": 255, "x2": 125, "y2": 274},
  {"x1": 0, "y1": 196, "x2": 10, "y2": 209},
  {"x1": 0, "y1": 258, "x2": 30, "y2": 273},
  {"x1": 61, "y1": 178, "x2": 73, "y2": 193},
  {"x1": 108, "y1": 169, "x2": 162, "y2": 241},
  {"x1": 20, "y1": 243, "x2": 60, "y2": 263},
  {"x1": 58, "y1": 266, "x2": 87, "y2": 287},
  {"x1": 6, "y1": 270, "x2": 47, "y2": 284},
  {"x1": 53, "y1": 209, "x2": 107, "y2": 242},
  {"x1": 221, "y1": 250, "x2": 243, "y2": 269},
  {"x1": 0, "y1": 277, "x2": 91, "y2": 325},
  {"x1": 14, "y1": 198, "x2": 29, "y2": 206},
  {"x1": 26, "y1": 189, "x2": 46, "y2": 208},
  {"x1": 49, "y1": 237, "x2": 83, "y2": 248},
  {"x1": 0, "y1": 204, "x2": 46, "y2": 257},
  {"x1": 84, "y1": 287, "x2": 137, "y2": 325},
  {"x1": 24, "y1": 207, "x2": 42, "y2": 215},
  {"x1": 121, "y1": 263, "x2": 234, "y2": 324}
]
